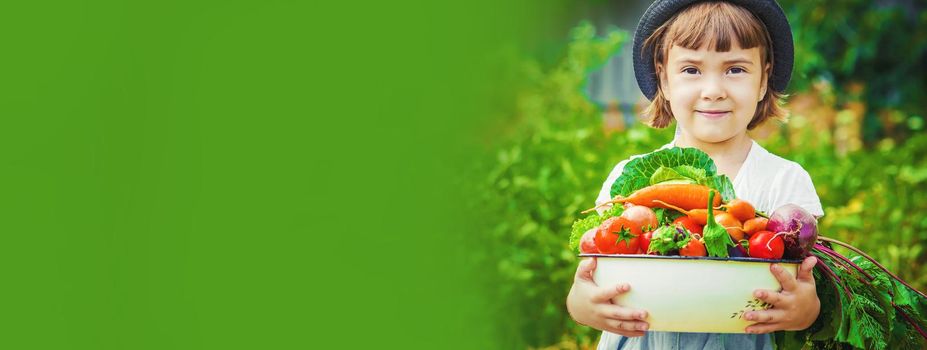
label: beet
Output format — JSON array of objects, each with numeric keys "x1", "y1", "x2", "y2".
[{"x1": 767, "y1": 204, "x2": 819, "y2": 259}]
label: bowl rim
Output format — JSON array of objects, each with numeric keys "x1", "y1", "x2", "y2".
[{"x1": 578, "y1": 253, "x2": 802, "y2": 264}]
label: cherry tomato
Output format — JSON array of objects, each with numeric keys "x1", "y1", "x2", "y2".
[
  {"x1": 679, "y1": 236, "x2": 707, "y2": 257},
  {"x1": 748, "y1": 231, "x2": 784, "y2": 259},
  {"x1": 595, "y1": 217, "x2": 641, "y2": 255},
  {"x1": 621, "y1": 205, "x2": 659, "y2": 233},
  {"x1": 579, "y1": 228, "x2": 597, "y2": 254},
  {"x1": 672, "y1": 216, "x2": 703, "y2": 235},
  {"x1": 640, "y1": 230, "x2": 655, "y2": 254}
]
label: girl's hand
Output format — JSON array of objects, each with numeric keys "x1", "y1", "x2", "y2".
[
  {"x1": 566, "y1": 257, "x2": 650, "y2": 337},
  {"x1": 744, "y1": 256, "x2": 820, "y2": 334}
]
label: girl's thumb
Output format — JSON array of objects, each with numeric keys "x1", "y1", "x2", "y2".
[
  {"x1": 797, "y1": 256, "x2": 817, "y2": 282},
  {"x1": 575, "y1": 257, "x2": 597, "y2": 281}
]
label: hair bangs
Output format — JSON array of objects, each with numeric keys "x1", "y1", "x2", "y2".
[{"x1": 666, "y1": 2, "x2": 770, "y2": 54}]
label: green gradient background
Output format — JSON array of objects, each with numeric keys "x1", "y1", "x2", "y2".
[{"x1": 0, "y1": 1, "x2": 558, "y2": 349}]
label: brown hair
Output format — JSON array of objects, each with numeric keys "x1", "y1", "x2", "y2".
[{"x1": 641, "y1": 1, "x2": 787, "y2": 129}]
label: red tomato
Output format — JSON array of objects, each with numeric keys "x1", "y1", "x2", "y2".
[
  {"x1": 579, "y1": 228, "x2": 598, "y2": 254},
  {"x1": 593, "y1": 217, "x2": 620, "y2": 253},
  {"x1": 679, "y1": 237, "x2": 707, "y2": 257},
  {"x1": 640, "y1": 230, "x2": 654, "y2": 254},
  {"x1": 621, "y1": 205, "x2": 659, "y2": 233},
  {"x1": 672, "y1": 216, "x2": 703, "y2": 235},
  {"x1": 748, "y1": 231, "x2": 784, "y2": 259},
  {"x1": 595, "y1": 217, "x2": 640, "y2": 255}
]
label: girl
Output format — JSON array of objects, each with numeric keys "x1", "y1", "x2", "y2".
[{"x1": 566, "y1": 1, "x2": 824, "y2": 349}]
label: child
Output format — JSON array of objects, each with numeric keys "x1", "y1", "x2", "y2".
[{"x1": 566, "y1": 1, "x2": 825, "y2": 349}]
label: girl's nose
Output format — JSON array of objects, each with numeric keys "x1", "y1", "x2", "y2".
[{"x1": 701, "y1": 77, "x2": 727, "y2": 101}]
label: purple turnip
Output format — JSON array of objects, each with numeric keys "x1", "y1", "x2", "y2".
[{"x1": 767, "y1": 204, "x2": 818, "y2": 259}]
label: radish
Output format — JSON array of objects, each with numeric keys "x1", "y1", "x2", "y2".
[{"x1": 579, "y1": 228, "x2": 597, "y2": 254}]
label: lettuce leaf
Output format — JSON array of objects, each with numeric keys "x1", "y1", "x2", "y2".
[
  {"x1": 568, "y1": 205, "x2": 624, "y2": 252},
  {"x1": 654, "y1": 208, "x2": 684, "y2": 226},
  {"x1": 610, "y1": 147, "x2": 737, "y2": 202},
  {"x1": 674, "y1": 165, "x2": 707, "y2": 180},
  {"x1": 647, "y1": 225, "x2": 690, "y2": 255},
  {"x1": 649, "y1": 167, "x2": 698, "y2": 185},
  {"x1": 710, "y1": 175, "x2": 736, "y2": 202}
]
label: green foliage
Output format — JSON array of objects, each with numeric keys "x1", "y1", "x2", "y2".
[
  {"x1": 780, "y1": 0, "x2": 927, "y2": 141},
  {"x1": 793, "y1": 250, "x2": 927, "y2": 349}
]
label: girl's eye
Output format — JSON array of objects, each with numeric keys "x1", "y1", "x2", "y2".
[
  {"x1": 682, "y1": 67, "x2": 700, "y2": 75},
  {"x1": 728, "y1": 67, "x2": 746, "y2": 74}
]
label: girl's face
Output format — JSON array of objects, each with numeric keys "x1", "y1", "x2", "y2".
[{"x1": 660, "y1": 43, "x2": 768, "y2": 144}]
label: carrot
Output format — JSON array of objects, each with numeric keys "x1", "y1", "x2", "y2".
[
  {"x1": 651, "y1": 201, "x2": 719, "y2": 226},
  {"x1": 660, "y1": 202, "x2": 744, "y2": 241},
  {"x1": 713, "y1": 199, "x2": 756, "y2": 222},
  {"x1": 680, "y1": 209, "x2": 712, "y2": 226},
  {"x1": 581, "y1": 184, "x2": 721, "y2": 214},
  {"x1": 743, "y1": 217, "x2": 769, "y2": 236},
  {"x1": 714, "y1": 212, "x2": 745, "y2": 241}
]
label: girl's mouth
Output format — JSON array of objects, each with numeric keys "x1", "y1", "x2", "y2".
[{"x1": 696, "y1": 110, "x2": 730, "y2": 119}]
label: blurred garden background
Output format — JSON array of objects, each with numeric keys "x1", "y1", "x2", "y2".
[{"x1": 464, "y1": 0, "x2": 927, "y2": 348}]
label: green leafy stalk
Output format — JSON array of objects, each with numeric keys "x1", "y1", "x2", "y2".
[
  {"x1": 783, "y1": 245, "x2": 927, "y2": 350},
  {"x1": 701, "y1": 190, "x2": 734, "y2": 257}
]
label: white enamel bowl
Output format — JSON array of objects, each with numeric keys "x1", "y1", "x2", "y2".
[{"x1": 581, "y1": 254, "x2": 800, "y2": 333}]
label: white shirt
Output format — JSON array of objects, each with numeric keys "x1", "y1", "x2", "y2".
[{"x1": 594, "y1": 139, "x2": 824, "y2": 349}]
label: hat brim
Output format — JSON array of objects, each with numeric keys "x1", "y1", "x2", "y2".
[{"x1": 633, "y1": 0, "x2": 794, "y2": 100}]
